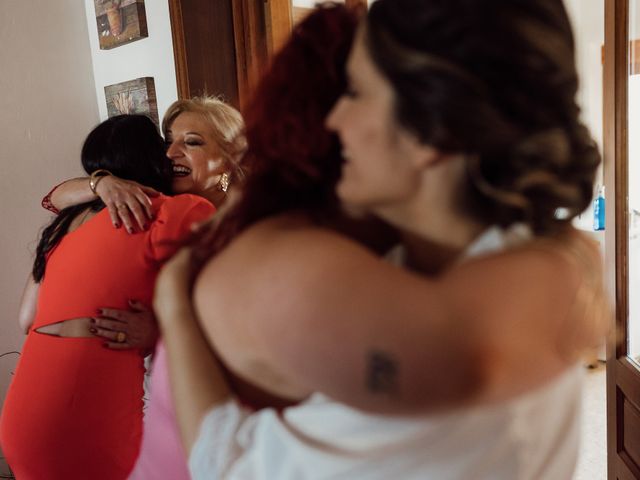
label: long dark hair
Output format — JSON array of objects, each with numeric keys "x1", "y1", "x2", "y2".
[
  {"x1": 33, "y1": 114, "x2": 172, "y2": 281},
  {"x1": 366, "y1": 0, "x2": 600, "y2": 234},
  {"x1": 201, "y1": 3, "x2": 359, "y2": 256}
]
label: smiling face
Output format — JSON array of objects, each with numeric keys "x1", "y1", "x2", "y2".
[
  {"x1": 165, "y1": 112, "x2": 226, "y2": 196},
  {"x1": 326, "y1": 27, "x2": 434, "y2": 220}
]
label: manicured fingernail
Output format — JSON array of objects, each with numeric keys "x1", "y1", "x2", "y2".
[
  {"x1": 90, "y1": 318, "x2": 96, "y2": 324},
  {"x1": 127, "y1": 227, "x2": 133, "y2": 234},
  {"x1": 96, "y1": 309, "x2": 103, "y2": 315},
  {"x1": 90, "y1": 328, "x2": 97, "y2": 334},
  {"x1": 114, "y1": 222, "x2": 120, "y2": 228},
  {"x1": 142, "y1": 223, "x2": 148, "y2": 230}
]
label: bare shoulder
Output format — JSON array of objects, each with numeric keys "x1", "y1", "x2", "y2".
[
  {"x1": 193, "y1": 221, "x2": 609, "y2": 409},
  {"x1": 440, "y1": 231, "x2": 610, "y2": 401},
  {"x1": 443, "y1": 230, "x2": 605, "y2": 335},
  {"x1": 193, "y1": 212, "x2": 432, "y2": 340},
  {"x1": 194, "y1": 214, "x2": 397, "y2": 319},
  {"x1": 192, "y1": 215, "x2": 413, "y2": 400}
]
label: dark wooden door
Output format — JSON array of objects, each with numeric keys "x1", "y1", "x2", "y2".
[
  {"x1": 605, "y1": 0, "x2": 640, "y2": 478},
  {"x1": 168, "y1": 0, "x2": 241, "y2": 106},
  {"x1": 168, "y1": 0, "x2": 293, "y2": 110},
  {"x1": 167, "y1": 1, "x2": 370, "y2": 110}
]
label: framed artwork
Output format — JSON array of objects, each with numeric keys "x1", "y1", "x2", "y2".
[
  {"x1": 104, "y1": 77, "x2": 159, "y2": 127},
  {"x1": 94, "y1": 0, "x2": 148, "y2": 50}
]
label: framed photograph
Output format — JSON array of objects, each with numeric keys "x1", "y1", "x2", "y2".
[
  {"x1": 94, "y1": 0, "x2": 148, "y2": 50},
  {"x1": 104, "y1": 77, "x2": 159, "y2": 127}
]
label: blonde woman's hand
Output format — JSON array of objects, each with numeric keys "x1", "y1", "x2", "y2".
[
  {"x1": 95, "y1": 175, "x2": 159, "y2": 233},
  {"x1": 91, "y1": 300, "x2": 159, "y2": 353}
]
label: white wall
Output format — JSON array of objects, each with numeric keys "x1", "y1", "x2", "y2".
[
  {"x1": 625, "y1": 3, "x2": 640, "y2": 357},
  {"x1": 628, "y1": 75, "x2": 640, "y2": 356},
  {"x1": 82, "y1": 0, "x2": 178, "y2": 122},
  {"x1": 565, "y1": 0, "x2": 605, "y2": 148},
  {"x1": 564, "y1": 0, "x2": 605, "y2": 232},
  {"x1": 293, "y1": 0, "x2": 347, "y2": 7},
  {"x1": 293, "y1": 0, "x2": 321, "y2": 6},
  {"x1": 0, "y1": 0, "x2": 100, "y2": 474}
]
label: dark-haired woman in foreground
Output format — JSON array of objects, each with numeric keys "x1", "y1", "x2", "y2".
[
  {"x1": 155, "y1": 1, "x2": 607, "y2": 478},
  {"x1": 154, "y1": 0, "x2": 608, "y2": 480},
  {"x1": 0, "y1": 115, "x2": 214, "y2": 479}
]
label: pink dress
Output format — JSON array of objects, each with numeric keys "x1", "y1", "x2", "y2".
[{"x1": 128, "y1": 342, "x2": 190, "y2": 479}]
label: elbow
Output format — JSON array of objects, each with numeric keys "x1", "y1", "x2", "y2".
[
  {"x1": 18, "y1": 315, "x2": 32, "y2": 334},
  {"x1": 17, "y1": 302, "x2": 36, "y2": 334}
]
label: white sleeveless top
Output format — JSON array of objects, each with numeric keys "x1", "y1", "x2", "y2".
[{"x1": 189, "y1": 225, "x2": 583, "y2": 480}]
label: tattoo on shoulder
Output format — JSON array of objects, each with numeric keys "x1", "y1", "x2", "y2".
[{"x1": 366, "y1": 350, "x2": 399, "y2": 394}]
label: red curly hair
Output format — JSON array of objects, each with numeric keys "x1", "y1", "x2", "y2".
[{"x1": 200, "y1": 3, "x2": 360, "y2": 257}]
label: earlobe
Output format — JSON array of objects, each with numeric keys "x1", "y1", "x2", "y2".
[{"x1": 412, "y1": 143, "x2": 442, "y2": 170}]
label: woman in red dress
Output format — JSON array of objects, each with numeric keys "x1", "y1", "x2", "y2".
[{"x1": 0, "y1": 114, "x2": 215, "y2": 479}]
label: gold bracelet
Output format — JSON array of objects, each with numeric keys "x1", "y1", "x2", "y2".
[{"x1": 89, "y1": 169, "x2": 112, "y2": 195}]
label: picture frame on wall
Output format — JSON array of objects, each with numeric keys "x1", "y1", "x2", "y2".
[
  {"x1": 104, "y1": 77, "x2": 159, "y2": 127},
  {"x1": 94, "y1": 0, "x2": 148, "y2": 50}
]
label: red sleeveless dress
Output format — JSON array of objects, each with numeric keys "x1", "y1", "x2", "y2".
[{"x1": 0, "y1": 194, "x2": 214, "y2": 480}]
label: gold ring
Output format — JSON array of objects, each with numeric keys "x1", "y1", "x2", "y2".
[
  {"x1": 116, "y1": 204, "x2": 127, "y2": 210},
  {"x1": 116, "y1": 331, "x2": 127, "y2": 343}
]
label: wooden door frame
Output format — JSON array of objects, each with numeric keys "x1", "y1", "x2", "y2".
[
  {"x1": 169, "y1": 0, "x2": 293, "y2": 110},
  {"x1": 264, "y1": 0, "x2": 294, "y2": 56},
  {"x1": 231, "y1": 0, "x2": 269, "y2": 110},
  {"x1": 168, "y1": 0, "x2": 240, "y2": 106},
  {"x1": 168, "y1": 0, "x2": 189, "y2": 99},
  {"x1": 234, "y1": 0, "x2": 292, "y2": 109},
  {"x1": 604, "y1": 0, "x2": 640, "y2": 478}
]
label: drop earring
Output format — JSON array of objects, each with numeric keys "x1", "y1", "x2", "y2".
[{"x1": 218, "y1": 172, "x2": 230, "y2": 193}]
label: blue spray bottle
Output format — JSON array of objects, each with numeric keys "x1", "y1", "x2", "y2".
[{"x1": 593, "y1": 185, "x2": 605, "y2": 231}]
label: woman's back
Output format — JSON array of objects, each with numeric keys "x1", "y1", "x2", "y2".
[
  {"x1": 190, "y1": 224, "x2": 584, "y2": 479},
  {"x1": 0, "y1": 193, "x2": 214, "y2": 480},
  {"x1": 35, "y1": 194, "x2": 211, "y2": 326}
]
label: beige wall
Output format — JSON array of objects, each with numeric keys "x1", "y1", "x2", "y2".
[{"x1": 0, "y1": 0, "x2": 98, "y2": 474}]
